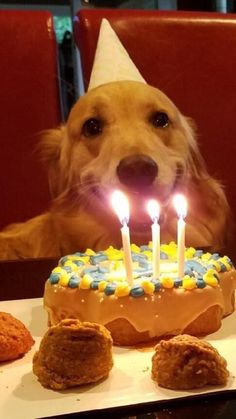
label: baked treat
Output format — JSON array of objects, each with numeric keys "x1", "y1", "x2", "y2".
[
  {"x1": 43, "y1": 242, "x2": 236, "y2": 346},
  {"x1": 0, "y1": 312, "x2": 34, "y2": 362},
  {"x1": 33, "y1": 319, "x2": 113, "y2": 390},
  {"x1": 151, "y1": 334, "x2": 229, "y2": 389}
]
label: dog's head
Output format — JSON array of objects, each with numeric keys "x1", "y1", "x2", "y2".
[{"x1": 42, "y1": 81, "x2": 208, "y2": 227}]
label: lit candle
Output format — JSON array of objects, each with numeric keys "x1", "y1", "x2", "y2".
[
  {"x1": 173, "y1": 194, "x2": 187, "y2": 278},
  {"x1": 147, "y1": 199, "x2": 160, "y2": 278},
  {"x1": 111, "y1": 190, "x2": 133, "y2": 285}
]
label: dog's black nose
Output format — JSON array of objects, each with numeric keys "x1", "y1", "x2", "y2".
[{"x1": 117, "y1": 154, "x2": 158, "y2": 189}]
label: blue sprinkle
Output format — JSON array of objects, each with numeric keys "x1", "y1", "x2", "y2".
[
  {"x1": 219, "y1": 262, "x2": 227, "y2": 272},
  {"x1": 196, "y1": 279, "x2": 206, "y2": 288},
  {"x1": 140, "y1": 245, "x2": 150, "y2": 251},
  {"x1": 135, "y1": 267, "x2": 151, "y2": 272},
  {"x1": 174, "y1": 278, "x2": 182, "y2": 288},
  {"x1": 133, "y1": 270, "x2": 144, "y2": 278},
  {"x1": 83, "y1": 267, "x2": 98, "y2": 274},
  {"x1": 224, "y1": 256, "x2": 233, "y2": 265},
  {"x1": 104, "y1": 283, "x2": 116, "y2": 295},
  {"x1": 92, "y1": 272, "x2": 105, "y2": 280},
  {"x1": 74, "y1": 252, "x2": 84, "y2": 256},
  {"x1": 49, "y1": 273, "x2": 60, "y2": 284},
  {"x1": 98, "y1": 266, "x2": 109, "y2": 273},
  {"x1": 185, "y1": 260, "x2": 207, "y2": 275},
  {"x1": 90, "y1": 254, "x2": 108, "y2": 265},
  {"x1": 131, "y1": 253, "x2": 143, "y2": 262},
  {"x1": 68, "y1": 276, "x2": 80, "y2": 288},
  {"x1": 72, "y1": 260, "x2": 85, "y2": 267},
  {"x1": 211, "y1": 253, "x2": 220, "y2": 260},
  {"x1": 63, "y1": 266, "x2": 73, "y2": 273},
  {"x1": 139, "y1": 260, "x2": 151, "y2": 269},
  {"x1": 151, "y1": 278, "x2": 162, "y2": 291},
  {"x1": 184, "y1": 268, "x2": 195, "y2": 277},
  {"x1": 135, "y1": 269, "x2": 152, "y2": 278},
  {"x1": 194, "y1": 250, "x2": 203, "y2": 257},
  {"x1": 90, "y1": 279, "x2": 102, "y2": 289},
  {"x1": 59, "y1": 256, "x2": 68, "y2": 265},
  {"x1": 160, "y1": 251, "x2": 168, "y2": 260},
  {"x1": 130, "y1": 285, "x2": 145, "y2": 297}
]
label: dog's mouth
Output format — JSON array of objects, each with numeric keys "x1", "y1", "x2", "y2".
[{"x1": 88, "y1": 165, "x2": 183, "y2": 232}]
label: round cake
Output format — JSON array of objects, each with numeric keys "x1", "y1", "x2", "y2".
[{"x1": 43, "y1": 242, "x2": 236, "y2": 346}]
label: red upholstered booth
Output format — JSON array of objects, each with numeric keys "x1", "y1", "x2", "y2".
[
  {"x1": 0, "y1": 10, "x2": 62, "y2": 230},
  {"x1": 74, "y1": 9, "x2": 236, "y2": 258}
]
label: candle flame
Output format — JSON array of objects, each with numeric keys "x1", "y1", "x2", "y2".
[
  {"x1": 173, "y1": 194, "x2": 187, "y2": 219},
  {"x1": 147, "y1": 199, "x2": 160, "y2": 223},
  {"x1": 111, "y1": 190, "x2": 130, "y2": 225}
]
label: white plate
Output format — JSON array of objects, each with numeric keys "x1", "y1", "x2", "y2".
[{"x1": 0, "y1": 297, "x2": 236, "y2": 419}]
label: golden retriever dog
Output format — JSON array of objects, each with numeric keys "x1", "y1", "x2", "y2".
[{"x1": 0, "y1": 81, "x2": 230, "y2": 260}]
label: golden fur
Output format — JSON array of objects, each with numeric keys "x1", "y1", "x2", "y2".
[{"x1": 0, "y1": 81, "x2": 231, "y2": 260}]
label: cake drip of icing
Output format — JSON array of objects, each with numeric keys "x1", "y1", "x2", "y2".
[{"x1": 48, "y1": 242, "x2": 233, "y2": 298}]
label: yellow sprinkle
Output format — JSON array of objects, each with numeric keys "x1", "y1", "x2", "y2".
[
  {"x1": 161, "y1": 276, "x2": 174, "y2": 289},
  {"x1": 160, "y1": 243, "x2": 177, "y2": 259},
  {"x1": 182, "y1": 275, "x2": 196, "y2": 290},
  {"x1": 105, "y1": 247, "x2": 123, "y2": 260},
  {"x1": 85, "y1": 248, "x2": 96, "y2": 256},
  {"x1": 58, "y1": 274, "x2": 69, "y2": 287},
  {"x1": 79, "y1": 274, "x2": 93, "y2": 289},
  {"x1": 206, "y1": 268, "x2": 217, "y2": 276},
  {"x1": 185, "y1": 247, "x2": 196, "y2": 259},
  {"x1": 203, "y1": 272, "x2": 219, "y2": 287},
  {"x1": 142, "y1": 280, "x2": 155, "y2": 295},
  {"x1": 98, "y1": 280, "x2": 107, "y2": 292},
  {"x1": 210, "y1": 261, "x2": 221, "y2": 272},
  {"x1": 114, "y1": 283, "x2": 131, "y2": 297},
  {"x1": 112, "y1": 260, "x2": 123, "y2": 270},
  {"x1": 131, "y1": 243, "x2": 140, "y2": 253},
  {"x1": 220, "y1": 257, "x2": 231, "y2": 271},
  {"x1": 142, "y1": 250, "x2": 152, "y2": 261},
  {"x1": 201, "y1": 252, "x2": 212, "y2": 261},
  {"x1": 71, "y1": 256, "x2": 89, "y2": 264}
]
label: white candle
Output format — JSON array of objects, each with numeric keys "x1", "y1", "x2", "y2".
[
  {"x1": 121, "y1": 222, "x2": 133, "y2": 285},
  {"x1": 111, "y1": 190, "x2": 133, "y2": 285},
  {"x1": 147, "y1": 199, "x2": 160, "y2": 278},
  {"x1": 173, "y1": 194, "x2": 187, "y2": 278},
  {"x1": 177, "y1": 217, "x2": 185, "y2": 278}
]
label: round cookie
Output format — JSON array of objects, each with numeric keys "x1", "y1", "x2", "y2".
[
  {"x1": 151, "y1": 334, "x2": 229, "y2": 389},
  {"x1": 0, "y1": 312, "x2": 34, "y2": 362},
  {"x1": 33, "y1": 319, "x2": 113, "y2": 390}
]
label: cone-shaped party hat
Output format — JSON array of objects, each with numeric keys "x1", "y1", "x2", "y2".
[{"x1": 88, "y1": 18, "x2": 146, "y2": 91}]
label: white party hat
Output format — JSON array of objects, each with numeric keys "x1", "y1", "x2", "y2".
[{"x1": 88, "y1": 18, "x2": 146, "y2": 91}]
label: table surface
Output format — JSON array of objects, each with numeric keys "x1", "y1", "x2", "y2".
[{"x1": 1, "y1": 258, "x2": 236, "y2": 419}]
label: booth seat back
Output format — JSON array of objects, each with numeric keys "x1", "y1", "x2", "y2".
[
  {"x1": 0, "y1": 10, "x2": 62, "y2": 230},
  {"x1": 74, "y1": 9, "x2": 236, "y2": 253}
]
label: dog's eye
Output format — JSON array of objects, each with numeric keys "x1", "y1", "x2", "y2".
[
  {"x1": 82, "y1": 118, "x2": 102, "y2": 137},
  {"x1": 151, "y1": 112, "x2": 169, "y2": 128}
]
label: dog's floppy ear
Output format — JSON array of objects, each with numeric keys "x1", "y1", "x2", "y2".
[
  {"x1": 181, "y1": 115, "x2": 232, "y2": 249},
  {"x1": 181, "y1": 116, "x2": 210, "y2": 180},
  {"x1": 38, "y1": 126, "x2": 66, "y2": 198}
]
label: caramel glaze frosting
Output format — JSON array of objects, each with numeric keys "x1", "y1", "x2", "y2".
[{"x1": 43, "y1": 243, "x2": 236, "y2": 346}]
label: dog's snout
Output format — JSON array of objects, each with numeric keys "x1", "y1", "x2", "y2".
[{"x1": 117, "y1": 154, "x2": 158, "y2": 189}]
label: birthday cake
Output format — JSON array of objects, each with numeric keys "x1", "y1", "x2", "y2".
[{"x1": 43, "y1": 242, "x2": 236, "y2": 346}]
